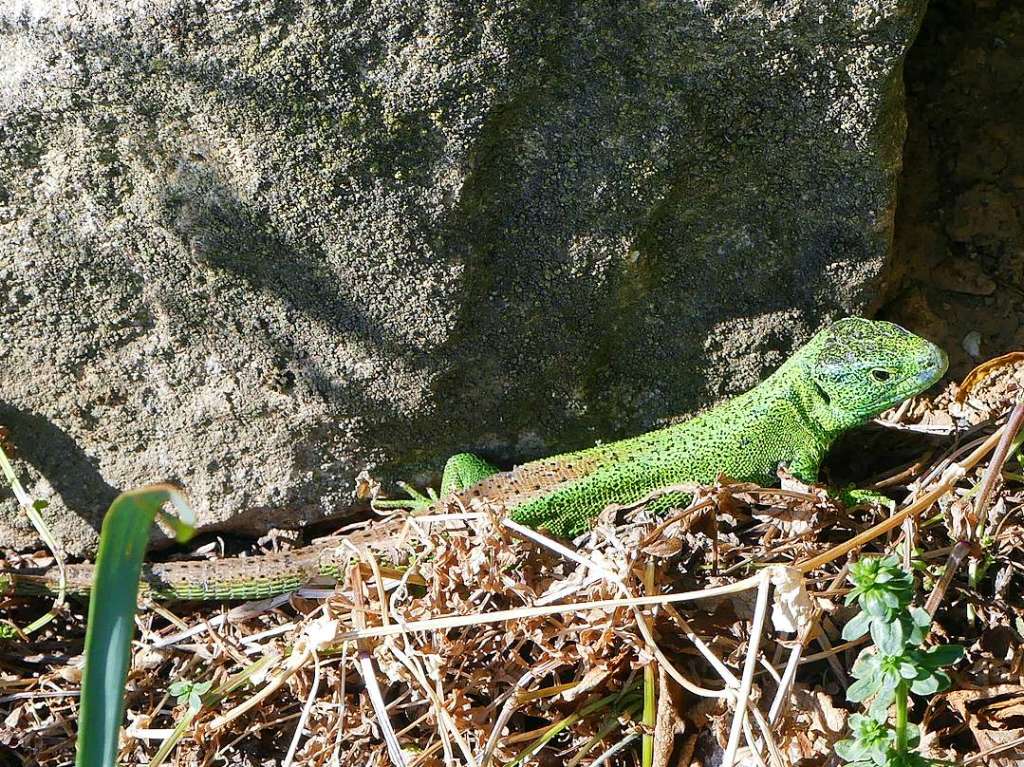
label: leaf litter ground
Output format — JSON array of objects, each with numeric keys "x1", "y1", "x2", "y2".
[{"x1": 3, "y1": 356, "x2": 1024, "y2": 767}]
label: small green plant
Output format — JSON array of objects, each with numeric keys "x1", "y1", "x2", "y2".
[
  {"x1": 168, "y1": 678, "x2": 213, "y2": 714},
  {"x1": 837, "y1": 555, "x2": 963, "y2": 767}
]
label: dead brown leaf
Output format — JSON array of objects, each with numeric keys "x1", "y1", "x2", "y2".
[
  {"x1": 956, "y1": 351, "x2": 1024, "y2": 403},
  {"x1": 928, "y1": 685, "x2": 1024, "y2": 765}
]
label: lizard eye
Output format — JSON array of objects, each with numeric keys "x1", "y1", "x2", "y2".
[{"x1": 870, "y1": 368, "x2": 892, "y2": 383}]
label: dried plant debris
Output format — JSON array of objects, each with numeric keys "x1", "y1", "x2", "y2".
[{"x1": 3, "y1": 361, "x2": 1024, "y2": 766}]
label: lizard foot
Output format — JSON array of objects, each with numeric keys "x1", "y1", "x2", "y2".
[
  {"x1": 837, "y1": 486, "x2": 896, "y2": 512},
  {"x1": 373, "y1": 481, "x2": 439, "y2": 510}
]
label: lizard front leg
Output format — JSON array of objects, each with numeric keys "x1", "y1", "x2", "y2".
[
  {"x1": 785, "y1": 449, "x2": 894, "y2": 511},
  {"x1": 784, "y1": 449, "x2": 822, "y2": 485},
  {"x1": 375, "y1": 452, "x2": 502, "y2": 509}
]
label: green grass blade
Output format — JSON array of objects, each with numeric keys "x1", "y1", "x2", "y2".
[
  {"x1": 642, "y1": 662, "x2": 656, "y2": 767},
  {"x1": 0, "y1": 444, "x2": 67, "y2": 633},
  {"x1": 76, "y1": 484, "x2": 194, "y2": 767}
]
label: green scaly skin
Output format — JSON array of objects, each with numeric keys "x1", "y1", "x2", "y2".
[
  {"x1": 411, "y1": 317, "x2": 947, "y2": 536},
  {"x1": 3, "y1": 318, "x2": 947, "y2": 601}
]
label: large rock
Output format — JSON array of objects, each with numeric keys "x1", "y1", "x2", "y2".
[{"x1": 0, "y1": 0, "x2": 925, "y2": 554}]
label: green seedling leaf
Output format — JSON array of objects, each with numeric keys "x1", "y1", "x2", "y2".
[
  {"x1": 910, "y1": 669, "x2": 949, "y2": 697},
  {"x1": 905, "y1": 722, "x2": 920, "y2": 749},
  {"x1": 846, "y1": 678, "x2": 875, "y2": 704},
  {"x1": 867, "y1": 673, "x2": 899, "y2": 720},
  {"x1": 898, "y1": 659, "x2": 919, "y2": 679},
  {"x1": 847, "y1": 670, "x2": 882, "y2": 703},
  {"x1": 906, "y1": 608, "x2": 931, "y2": 646},
  {"x1": 863, "y1": 591, "x2": 887, "y2": 618},
  {"x1": 170, "y1": 679, "x2": 213, "y2": 713},
  {"x1": 871, "y1": 614, "x2": 906, "y2": 655},
  {"x1": 843, "y1": 610, "x2": 872, "y2": 641},
  {"x1": 76, "y1": 484, "x2": 193, "y2": 767}
]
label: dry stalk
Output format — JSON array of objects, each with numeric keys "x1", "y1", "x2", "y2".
[
  {"x1": 722, "y1": 569, "x2": 771, "y2": 767},
  {"x1": 478, "y1": 660, "x2": 561, "y2": 767},
  {"x1": 281, "y1": 646, "x2": 323, "y2": 767},
  {"x1": 972, "y1": 400, "x2": 1024, "y2": 533},
  {"x1": 329, "y1": 577, "x2": 762, "y2": 645}
]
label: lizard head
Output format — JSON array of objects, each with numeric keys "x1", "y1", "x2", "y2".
[{"x1": 800, "y1": 317, "x2": 948, "y2": 430}]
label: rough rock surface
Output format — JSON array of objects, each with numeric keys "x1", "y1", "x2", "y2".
[{"x1": 0, "y1": 0, "x2": 925, "y2": 554}]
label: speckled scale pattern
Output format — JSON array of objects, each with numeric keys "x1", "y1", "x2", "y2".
[
  {"x1": 8, "y1": 541, "x2": 348, "y2": 600},
  {"x1": 436, "y1": 318, "x2": 948, "y2": 537}
]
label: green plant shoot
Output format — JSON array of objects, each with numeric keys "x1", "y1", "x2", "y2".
[
  {"x1": 837, "y1": 555, "x2": 963, "y2": 767},
  {"x1": 76, "y1": 485, "x2": 194, "y2": 767}
]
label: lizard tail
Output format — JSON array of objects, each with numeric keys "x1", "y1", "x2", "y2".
[
  {"x1": 1, "y1": 543, "x2": 346, "y2": 602},
  {"x1": 1, "y1": 564, "x2": 97, "y2": 597}
]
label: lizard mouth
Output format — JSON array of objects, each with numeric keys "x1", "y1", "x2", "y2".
[{"x1": 913, "y1": 344, "x2": 948, "y2": 391}]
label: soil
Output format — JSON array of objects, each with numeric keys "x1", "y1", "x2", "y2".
[{"x1": 884, "y1": 0, "x2": 1024, "y2": 374}]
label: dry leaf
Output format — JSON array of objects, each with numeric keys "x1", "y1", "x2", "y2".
[
  {"x1": 929, "y1": 685, "x2": 1024, "y2": 766},
  {"x1": 956, "y1": 351, "x2": 1024, "y2": 403}
]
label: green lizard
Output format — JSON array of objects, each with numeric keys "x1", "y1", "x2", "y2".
[{"x1": 2, "y1": 317, "x2": 947, "y2": 600}]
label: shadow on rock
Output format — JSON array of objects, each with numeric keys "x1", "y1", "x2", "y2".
[{"x1": 0, "y1": 402, "x2": 119, "y2": 535}]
